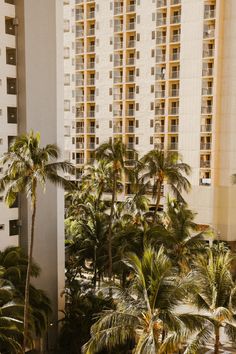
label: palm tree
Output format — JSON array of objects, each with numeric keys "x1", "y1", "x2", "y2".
[
  {"x1": 0, "y1": 131, "x2": 73, "y2": 351},
  {"x1": 83, "y1": 247, "x2": 208, "y2": 354},
  {"x1": 148, "y1": 199, "x2": 207, "y2": 273},
  {"x1": 188, "y1": 243, "x2": 236, "y2": 354},
  {"x1": 95, "y1": 140, "x2": 132, "y2": 282},
  {"x1": 0, "y1": 278, "x2": 23, "y2": 354},
  {"x1": 140, "y1": 150, "x2": 191, "y2": 216}
]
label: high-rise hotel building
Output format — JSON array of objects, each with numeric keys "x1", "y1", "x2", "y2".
[{"x1": 63, "y1": 0, "x2": 236, "y2": 243}]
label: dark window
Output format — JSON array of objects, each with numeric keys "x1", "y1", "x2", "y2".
[
  {"x1": 9, "y1": 220, "x2": 19, "y2": 236},
  {"x1": 6, "y1": 48, "x2": 16, "y2": 65},
  {"x1": 7, "y1": 107, "x2": 17, "y2": 123},
  {"x1": 8, "y1": 136, "x2": 16, "y2": 150},
  {"x1": 5, "y1": 18, "x2": 15, "y2": 35},
  {"x1": 10, "y1": 195, "x2": 18, "y2": 208},
  {"x1": 5, "y1": 0, "x2": 15, "y2": 4},
  {"x1": 7, "y1": 78, "x2": 17, "y2": 94}
]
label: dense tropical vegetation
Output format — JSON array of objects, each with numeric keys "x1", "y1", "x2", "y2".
[{"x1": 1, "y1": 134, "x2": 236, "y2": 353}]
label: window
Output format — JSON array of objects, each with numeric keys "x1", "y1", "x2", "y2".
[
  {"x1": 9, "y1": 220, "x2": 19, "y2": 236},
  {"x1": 0, "y1": 225, "x2": 4, "y2": 231},
  {"x1": 135, "y1": 120, "x2": 139, "y2": 128},
  {"x1": 64, "y1": 20, "x2": 70, "y2": 32},
  {"x1": 150, "y1": 119, "x2": 154, "y2": 127},
  {"x1": 135, "y1": 137, "x2": 139, "y2": 145},
  {"x1": 7, "y1": 78, "x2": 17, "y2": 95},
  {"x1": 7, "y1": 107, "x2": 17, "y2": 124},
  {"x1": 150, "y1": 137, "x2": 153, "y2": 144},
  {"x1": 64, "y1": 74, "x2": 70, "y2": 86},
  {"x1": 5, "y1": 17, "x2": 15, "y2": 35},
  {"x1": 96, "y1": 137, "x2": 99, "y2": 144},
  {"x1": 5, "y1": 0, "x2": 15, "y2": 4},
  {"x1": 0, "y1": 138, "x2": 3, "y2": 145},
  {"x1": 6, "y1": 48, "x2": 16, "y2": 65},
  {"x1": 64, "y1": 47, "x2": 70, "y2": 59},
  {"x1": 8, "y1": 136, "x2": 15, "y2": 150},
  {"x1": 64, "y1": 100, "x2": 70, "y2": 111},
  {"x1": 0, "y1": 196, "x2": 3, "y2": 202}
]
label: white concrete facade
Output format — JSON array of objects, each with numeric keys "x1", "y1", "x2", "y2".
[{"x1": 67, "y1": 0, "x2": 236, "y2": 242}]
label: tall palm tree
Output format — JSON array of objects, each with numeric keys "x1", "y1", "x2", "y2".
[
  {"x1": 95, "y1": 140, "x2": 132, "y2": 282},
  {"x1": 148, "y1": 199, "x2": 207, "y2": 273},
  {"x1": 0, "y1": 131, "x2": 73, "y2": 351},
  {"x1": 188, "y1": 244, "x2": 236, "y2": 354},
  {"x1": 140, "y1": 150, "x2": 191, "y2": 216},
  {"x1": 83, "y1": 247, "x2": 208, "y2": 354}
]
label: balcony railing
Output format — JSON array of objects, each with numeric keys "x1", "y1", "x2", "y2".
[
  {"x1": 171, "y1": 34, "x2": 181, "y2": 42},
  {"x1": 87, "y1": 94, "x2": 95, "y2": 101},
  {"x1": 126, "y1": 109, "x2": 135, "y2": 116},
  {"x1": 76, "y1": 111, "x2": 84, "y2": 118},
  {"x1": 76, "y1": 63, "x2": 84, "y2": 70},
  {"x1": 127, "y1": 143, "x2": 135, "y2": 149},
  {"x1": 88, "y1": 111, "x2": 95, "y2": 117},
  {"x1": 156, "y1": 17, "x2": 167, "y2": 26},
  {"x1": 113, "y1": 93, "x2": 123, "y2": 100},
  {"x1": 156, "y1": 36, "x2": 166, "y2": 44},
  {"x1": 76, "y1": 46, "x2": 84, "y2": 54},
  {"x1": 126, "y1": 92, "x2": 135, "y2": 99},
  {"x1": 200, "y1": 178, "x2": 211, "y2": 186},
  {"x1": 200, "y1": 160, "x2": 211, "y2": 168},
  {"x1": 171, "y1": 0, "x2": 181, "y2": 4},
  {"x1": 154, "y1": 126, "x2": 165, "y2": 133},
  {"x1": 154, "y1": 143, "x2": 164, "y2": 150},
  {"x1": 170, "y1": 107, "x2": 179, "y2": 115},
  {"x1": 170, "y1": 70, "x2": 180, "y2": 79},
  {"x1": 157, "y1": 0, "x2": 167, "y2": 7},
  {"x1": 114, "y1": 42, "x2": 123, "y2": 50},
  {"x1": 114, "y1": 59, "x2": 123, "y2": 67},
  {"x1": 169, "y1": 125, "x2": 179, "y2": 132},
  {"x1": 76, "y1": 95, "x2": 84, "y2": 102},
  {"x1": 113, "y1": 110, "x2": 123, "y2": 117},
  {"x1": 76, "y1": 13, "x2": 84, "y2": 21},
  {"x1": 87, "y1": 78, "x2": 95, "y2": 85},
  {"x1": 127, "y1": 4, "x2": 136, "y2": 12},
  {"x1": 201, "y1": 106, "x2": 213, "y2": 114},
  {"x1": 155, "y1": 90, "x2": 165, "y2": 98},
  {"x1": 114, "y1": 76, "x2": 123, "y2": 83},
  {"x1": 114, "y1": 6, "x2": 123, "y2": 15},
  {"x1": 87, "y1": 127, "x2": 95, "y2": 134},
  {"x1": 127, "y1": 57, "x2": 135, "y2": 65},
  {"x1": 155, "y1": 108, "x2": 165, "y2": 115},
  {"x1": 127, "y1": 22, "x2": 136, "y2": 30},
  {"x1": 202, "y1": 68, "x2": 213, "y2": 77},
  {"x1": 202, "y1": 87, "x2": 213, "y2": 95},
  {"x1": 170, "y1": 89, "x2": 179, "y2": 97},
  {"x1": 87, "y1": 62, "x2": 95, "y2": 69},
  {"x1": 88, "y1": 143, "x2": 95, "y2": 149},
  {"x1": 76, "y1": 127, "x2": 84, "y2": 133},
  {"x1": 200, "y1": 143, "x2": 211, "y2": 150},
  {"x1": 201, "y1": 124, "x2": 212, "y2": 132},
  {"x1": 87, "y1": 45, "x2": 95, "y2": 53},
  {"x1": 168, "y1": 142, "x2": 178, "y2": 150},
  {"x1": 113, "y1": 126, "x2": 123, "y2": 133},
  {"x1": 76, "y1": 158, "x2": 84, "y2": 164},
  {"x1": 156, "y1": 54, "x2": 166, "y2": 63},
  {"x1": 76, "y1": 143, "x2": 85, "y2": 149},
  {"x1": 114, "y1": 25, "x2": 123, "y2": 32},
  {"x1": 87, "y1": 11, "x2": 95, "y2": 19},
  {"x1": 127, "y1": 40, "x2": 135, "y2": 48},
  {"x1": 203, "y1": 49, "x2": 215, "y2": 58},
  {"x1": 170, "y1": 52, "x2": 180, "y2": 61},
  {"x1": 126, "y1": 75, "x2": 135, "y2": 82},
  {"x1": 204, "y1": 10, "x2": 215, "y2": 19},
  {"x1": 170, "y1": 15, "x2": 181, "y2": 24},
  {"x1": 126, "y1": 126, "x2": 135, "y2": 133},
  {"x1": 76, "y1": 79, "x2": 84, "y2": 86},
  {"x1": 76, "y1": 30, "x2": 84, "y2": 37},
  {"x1": 203, "y1": 29, "x2": 215, "y2": 39}
]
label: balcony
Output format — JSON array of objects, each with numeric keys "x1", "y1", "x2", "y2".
[
  {"x1": 169, "y1": 125, "x2": 179, "y2": 132},
  {"x1": 154, "y1": 126, "x2": 165, "y2": 133},
  {"x1": 200, "y1": 142, "x2": 211, "y2": 150},
  {"x1": 168, "y1": 142, "x2": 178, "y2": 150},
  {"x1": 76, "y1": 29, "x2": 84, "y2": 37},
  {"x1": 203, "y1": 49, "x2": 215, "y2": 58},
  {"x1": 88, "y1": 111, "x2": 95, "y2": 118},
  {"x1": 202, "y1": 68, "x2": 213, "y2": 77},
  {"x1": 201, "y1": 124, "x2": 212, "y2": 132},
  {"x1": 76, "y1": 158, "x2": 84, "y2": 164},
  {"x1": 76, "y1": 63, "x2": 84, "y2": 70},
  {"x1": 126, "y1": 75, "x2": 135, "y2": 83},
  {"x1": 126, "y1": 109, "x2": 135, "y2": 117},
  {"x1": 170, "y1": 89, "x2": 179, "y2": 97},
  {"x1": 87, "y1": 78, "x2": 95, "y2": 85},
  {"x1": 204, "y1": 10, "x2": 215, "y2": 19},
  {"x1": 114, "y1": 24, "x2": 123, "y2": 32},
  {"x1": 76, "y1": 13, "x2": 84, "y2": 21},
  {"x1": 87, "y1": 62, "x2": 95, "y2": 69},
  {"x1": 127, "y1": 40, "x2": 135, "y2": 48},
  {"x1": 114, "y1": 42, "x2": 123, "y2": 50},
  {"x1": 157, "y1": 0, "x2": 167, "y2": 7},
  {"x1": 88, "y1": 143, "x2": 95, "y2": 149},
  {"x1": 203, "y1": 29, "x2": 215, "y2": 39},
  {"x1": 76, "y1": 142, "x2": 85, "y2": 149},
  {"x1": 171, "y1": 34, "x2": 181, "y2": 43},
  {"x1": 127, "y1": 22, "x2": 136, "y2": 31},
  {"x1": 126, "y1": 92, "x2": 135, "y2": 99},
  {"x1": 126, "y1": 126, "x2": 135, "y2": 133},
  {"x1": 87, "y1": 127, "x2": 95, "y2": 134},
  {"x1": 156, "y1": 54, "x2": 166, "y2": 63},
  {"x1": 76, "y1": 79, "x2": 84, "y2": 86},
  {"x1": 200, "y1": 178, "x2": 211, "y2": 186},
  {"x1": 114, "y1": 76, "x2": 123, "y2": 83},
  {"x1": 154, "y1": 143, "x2": 164, "y2": 150},
  {"x1": 202, "y1": 87, "x2": 213, "y2": 95},
  {"x1": 155, "y1": 108, "x2": 165, "y2": 116},
  {"x1": 156, "y1": 17, "x2": 167, "y2": 26},
  {"x1": 114, "y1": 59, "x2": 123, "y2": 67},
  {"x1": 170, "y1": 15, "x2": 181, "y2": 24},
  {"x1": 113, "y1": 110, "x2": 123, "y2": 117},
  {"x1": 76, "y1": 111, "x2": 84, "y2": 118},
  {"x1": 113, "y1": 93, "x2": 123, "y2": 100},
  {"x1": 76, "y1": 95, "x2": 84, "y2": 102},
  {"x1": 170, "y1": 52, "x2": 180, "y2": 61},
  {"x1": 87, "y1": 45, "x2": 95, "y2": 53},
  {"x1": 127, "y1": 143, "x2": 135, "y2": 149},
  {"x1": 170, "y1": 70, "x2": 180, "y2": 79},
  {"x1": 87, "y1": 11, "x2": 95, "y2": 19},
  {"x1": 200, "y1": 161, "x2": 211, "y2": 168},
  {"x1": 127, "y1": 4, "x2": 136, "y2": 12},
  {"x1": 169, "y1": 107, "x2": 179, "y2": 115},
  {"x1": 87, "y1": 94, "x2": 95, "y2": 101},
  {"x1": 127, "y1": 57, "x2": 135, "y2": 65},
  {"x1": 113, "y1": 126, "x2": 122, "y2": 133},
  {"x1": 156, "y1": 36, "x2": 166, "y2": 45},
  {"x1": 76, "y1": 127, "x2": 84, "y2": 133},
  {"x1": 114, "y1": 6, "x2": 123, "y2": 15},
  {"x1": 201, "y1": 106, "x2": 213, "y2": 114},
  {"x1": 171, "y1": 0, "x2": 181, "y2": 4},
  {"x1": 155, "y1": 90, "x2": 165, "y2": 98},
  {"x1": 76, "y1": 46, "x2": 84, "y2": 54}
]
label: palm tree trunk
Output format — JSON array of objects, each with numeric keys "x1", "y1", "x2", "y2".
[
  {"x1": 23, "y1": 194, "x2": 37, "y2": 352},
  {"x1": 214, "y1": 325, "x2": 220, "y2": 354},
  {"x1": 107, "y1": 175, "x2": 116, "y2": 285},
  {"x1": 154, "y1": 180, "x2": 163, "y2": 216}
]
